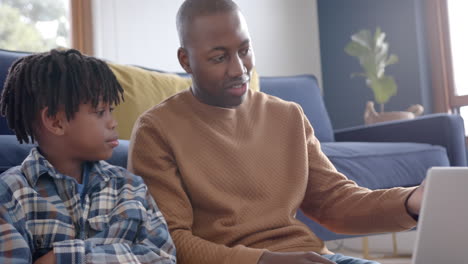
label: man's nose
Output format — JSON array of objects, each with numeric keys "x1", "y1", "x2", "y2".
[{"x1": 228, "y1": 55, "x2": 246, "y2": 78}]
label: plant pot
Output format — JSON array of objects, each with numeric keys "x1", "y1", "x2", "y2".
[{"x1": 364, "y1": 101, "x2": 424, "y2": 125}]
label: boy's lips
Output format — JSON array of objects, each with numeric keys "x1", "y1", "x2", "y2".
[{"x1": 107, "y1": 138, "x2": 119, "y2": 148}]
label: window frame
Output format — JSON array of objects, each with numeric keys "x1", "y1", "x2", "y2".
[
  {"x1": 71, "y1": 0, "x2": 94, "y2": 55},
  {"x1": 426, "y1": 0, "x2": 468, "y2": 113}
]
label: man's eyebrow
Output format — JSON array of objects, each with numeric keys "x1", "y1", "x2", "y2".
[
  {"x1": 239, "y1": 39, "x2": 250, "y2": 47},
  {"x1": 209, "y1": 40, "x2": 251, "y2": 53},
  {"x1": 211, "y1": 46, "x2": 227, "y2": 52}
]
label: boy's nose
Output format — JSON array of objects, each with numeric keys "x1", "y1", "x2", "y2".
[{"x1": 109, "y1": 116, "x2": 118, "y2": 129}]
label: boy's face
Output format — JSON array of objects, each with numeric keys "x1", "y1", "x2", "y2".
[{"x1": 63, "y1": 102, "x2": 119, "y2": 161}]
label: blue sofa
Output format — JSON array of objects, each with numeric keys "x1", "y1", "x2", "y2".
[{"x1": 0, "y1": 49, "x2": 466, "y2": 241}]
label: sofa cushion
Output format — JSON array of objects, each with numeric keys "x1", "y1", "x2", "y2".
[
  {"x1": 108, "y1": 63, "x2": 192, "y2": 140},
  {"x1": 260, "y1": 75, "x2": 335, "y2": 142},
  {"x1": 0, "y1": 135, "x2": 129, "y2": 174},
  {"x1": 321, "y1": 142, "x2": 449, "y2": 188},
  {"x1": 0, "y1": 135, "x2": 35, "y2": 173},
  {"x1": 0, "y1": 49, "x2": 31, "y2": 135}
]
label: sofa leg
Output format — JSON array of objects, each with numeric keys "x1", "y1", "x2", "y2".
[
  {"x1": 361, "y1": 233, "x2": 411, "y2": 260},
  {"x1": 392, "y1": 232, "x2": 398, "y2": 256},
  {"x1": 362, "y1": 236, "x2": 370, "y2": 259}
]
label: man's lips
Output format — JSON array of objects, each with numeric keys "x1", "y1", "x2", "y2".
[{"x1": 226, "y1": 82, "x2": 248, "y2": 97}]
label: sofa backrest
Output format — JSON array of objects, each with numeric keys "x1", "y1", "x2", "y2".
[
  {"x1": 0, "y1": 49, "x2": 335, "y2": 142},
  {"x1": 260, "y1": 75, "x2": 335, "y2": 142},
  {"x1": 0, "y1": 49, "x2": 30, "y2": 135}
]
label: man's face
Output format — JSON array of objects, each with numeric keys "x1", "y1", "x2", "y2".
[{"x1": 179, "y1": 10, "x2": 255, "y2": 108}]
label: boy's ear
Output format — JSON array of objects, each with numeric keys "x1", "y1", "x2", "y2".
[
  {"x1": 178, "y1": 47, "x2": 192, "y2": 73},
  {"x1": 39, "y1": 107, "x2": 67, "y2": 136}
]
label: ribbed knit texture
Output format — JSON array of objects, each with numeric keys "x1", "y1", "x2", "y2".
[{"x1": 128, "y1": 89, "x2": 417, "y2": 264}]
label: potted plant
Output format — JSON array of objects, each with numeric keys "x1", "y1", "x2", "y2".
[{"x1": 345, "y1": 27, "x2": 423, "y2": 124}]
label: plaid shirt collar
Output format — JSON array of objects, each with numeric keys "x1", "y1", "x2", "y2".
[{"x1": 20, "y1": 147, "x2": 111, "y2": 188}]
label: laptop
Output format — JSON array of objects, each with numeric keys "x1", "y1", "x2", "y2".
[{"x1": 412, "y1": 167, "x2": 468, "y2": 264}]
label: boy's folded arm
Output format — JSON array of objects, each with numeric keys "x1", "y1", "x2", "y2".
[
  {"x1": 53, "y1": 239, "x2": 175, "y2": 264},
  {"x1": 0, "y1": 205, "x2": 32, "y2": 263},
  {"x1": 53, "y1": 193, "x2": 176, "y2": 264}
]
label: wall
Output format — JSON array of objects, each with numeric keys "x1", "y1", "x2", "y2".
[
  {"x1": 92, "y1": 0, "x2": 323, "y2": 88},
  {"x1": 317, "y1": 0, "x2": 432, "y2": 129}
]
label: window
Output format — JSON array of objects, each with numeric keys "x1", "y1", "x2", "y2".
[
  {"x1": 446, "y1": 1, "x2": 468, "y2": 131},
  {"x1": 426, "y1": 0, "x2": 468, "y2": 134},
  {"x1": 446, "y1": 1, "x2": 468, "y2": 97},
  {"x1": 0, "y1": 0, "x2": 71, "y2": 52},
  {"x1": 0, "y1": 0, "x2": 93, "y2": 54}
]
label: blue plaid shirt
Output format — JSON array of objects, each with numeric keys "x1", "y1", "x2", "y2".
[{"x1": 0, "y1": 148, "x2": 176, "y2": 263}]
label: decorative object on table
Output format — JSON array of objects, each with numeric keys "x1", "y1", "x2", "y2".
[
  {"x1": 364, "y1": 101, "x2": 424, "y2": 125},
  {"x1": 345, "y1": 27, "x2": 424, "y2": 125}
]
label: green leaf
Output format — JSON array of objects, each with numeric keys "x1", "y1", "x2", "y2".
[
  {"x1": 368, "y1": 75, "x2": 398, "y2": 104},
  {"x1": 351, "y1": 30, "x2": 372, "y2": 49},
  {"x1": 386, "y1": 54, "x2": 399, "y2": 65},
  {"x1": 345, "y1": 41, "x2": 369, "y2": 57},
  {"x1": 345, "y1": 27, "x2": 399, "y2": 104},
  {"x1": 374, "y1": 27, "x2": 385, "y2": 48}
]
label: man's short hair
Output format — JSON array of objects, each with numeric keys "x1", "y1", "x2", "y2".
[
  {"x1": 176, "y1": 0, "x2": 240, "y2": 47},
  {"x1": 0, "y1": 49, "x2": 124, "y2": 144}
]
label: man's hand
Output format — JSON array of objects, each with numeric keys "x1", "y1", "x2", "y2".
[
  {"x1": 258, "y1": 251, "x2": 336, "y2": 264},
  {"x1": 34, "y1": 250, "x2": 56, "y2": 264},
  {"x1": 406, "y1": 179, "x2": 426, "y2": 216}
]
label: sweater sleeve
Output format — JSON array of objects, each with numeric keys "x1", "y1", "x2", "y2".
[
  {"x1": 128, "y1": 115, "x2": 266, "y2": 264},
  {"x1": 297, "y1": 106, "x2": 417, "y2": 234}
]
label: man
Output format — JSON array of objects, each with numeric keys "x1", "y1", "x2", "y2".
[{"x1": 128, "y1": 0, "x2": 423, "y2": 263}]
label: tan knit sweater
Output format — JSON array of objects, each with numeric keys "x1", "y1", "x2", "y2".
[{"x1": 128, "y1": 89, "x2": 417, "y2": 264}]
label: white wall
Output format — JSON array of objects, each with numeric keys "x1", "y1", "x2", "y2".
[{"x1": 93, "y1": 0, "x2": 322, "y2": 88}]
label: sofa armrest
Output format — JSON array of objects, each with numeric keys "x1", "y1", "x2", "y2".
[{"x1": 334, "y1": 113, "x2": 467, "y2": 166}]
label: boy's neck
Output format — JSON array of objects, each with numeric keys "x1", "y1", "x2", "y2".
[{"x1": 38, "y1": 146, "x2": 84, "y2": 183}]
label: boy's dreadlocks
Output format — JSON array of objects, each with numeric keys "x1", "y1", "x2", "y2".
[{"x1": 0, "y1": 49, "x2": 124, "y2": 144}]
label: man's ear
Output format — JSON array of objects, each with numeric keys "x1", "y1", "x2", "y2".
[
  {"x1": 178, "y1": 47, "x2": 192, "y2": 73},
  {"x1": 39, "y1": 107, "x2": 67, "y2": 136}
]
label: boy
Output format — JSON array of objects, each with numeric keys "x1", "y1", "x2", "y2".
[{"x1": 0, "y1": 49, "x2": 176, "y2": 263}]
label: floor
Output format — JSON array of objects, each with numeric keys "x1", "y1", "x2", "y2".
[
  {"x1": 325, "y1": 233, "x2": 415, "y2": 264},
  {"x1": 330, "y1": 248, "x2": 412, "y2": 264}
]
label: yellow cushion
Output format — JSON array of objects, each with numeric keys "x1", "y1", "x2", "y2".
[{"x1": 108, "y1": 63, "x2": 260, "y2": 140}]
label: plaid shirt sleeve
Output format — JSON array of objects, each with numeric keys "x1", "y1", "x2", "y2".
[
  {"x1": 0, "y1": 203, "x2": 32, "y2": 263},
  {"x1": 53, "y1": 187, "x2": 176, "y2": 264}
]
